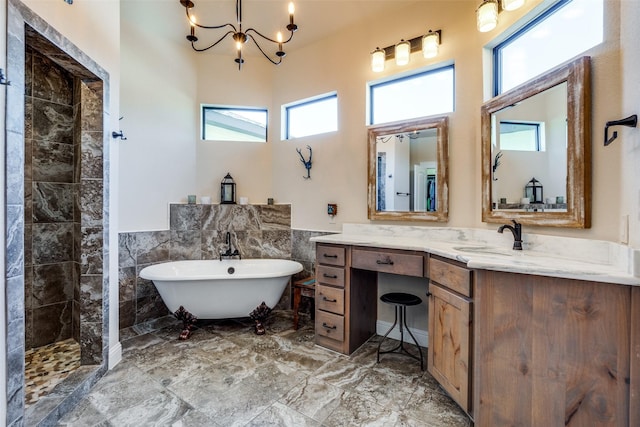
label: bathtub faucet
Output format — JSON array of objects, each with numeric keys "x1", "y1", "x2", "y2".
[{"x1": 220, "y1": 231, "x2": 241, "y2": 260}]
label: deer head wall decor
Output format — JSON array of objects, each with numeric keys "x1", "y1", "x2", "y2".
[{"x1": 296, "y1": 145, "x2": 312, "y2": 179}]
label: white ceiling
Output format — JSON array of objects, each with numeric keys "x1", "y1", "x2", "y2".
[{"x1": 174, "y1": 0, "x2": 416, "y2": 56}]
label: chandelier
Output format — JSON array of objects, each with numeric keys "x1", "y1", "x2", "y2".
[{"x1": 180, "y1": 0, "x2": 298, "y2": 70}]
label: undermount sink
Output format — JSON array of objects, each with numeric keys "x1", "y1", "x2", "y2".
[{"x1": 452, "y1": 246, "x2": 514, "y2": 256}]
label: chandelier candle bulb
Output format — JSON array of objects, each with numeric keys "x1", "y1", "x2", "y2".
[{"x1": 289, "y1": 2, "x2": 295, "y2": 25}]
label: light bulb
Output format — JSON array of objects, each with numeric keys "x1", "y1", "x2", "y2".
[
  {"x1": 422, "y1": 31, "x2": 439, "y2": 59},
  {"x1": 371, "y1": 48, "x2": 385, "y2": 72},
  {"x1": 477, "y1": 0, "x2": 499, "y2": 32},
  {"x1": 395, "y1": 40, "x2": 410, "y2": 66}
]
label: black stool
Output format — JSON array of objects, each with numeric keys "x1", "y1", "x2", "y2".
[{"x1": 377, "y1": 292, "x2": 424, "y2": 370}]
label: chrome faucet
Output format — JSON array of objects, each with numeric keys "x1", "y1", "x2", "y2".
[
  {"x1": 498, "y1": 220, "x2": 523, "y2": 250},
  {"x1": 220, "y1": 231, "x2": 241, "y2": 260}
]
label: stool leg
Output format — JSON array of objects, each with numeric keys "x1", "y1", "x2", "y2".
[
  {"x1": 377, "y1": 305, "x2": 399, "y2": 362},
  {"x1": 401, "y1": 307, "x2": 424, "y2": 371}
]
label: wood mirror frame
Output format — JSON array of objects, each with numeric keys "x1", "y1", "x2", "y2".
[
  {"x1": 481, "y1": 56, "x2": 591, "y2": 228},
  {"x1": 368, "y1": 116, "x2": 449, "y2": 222}
]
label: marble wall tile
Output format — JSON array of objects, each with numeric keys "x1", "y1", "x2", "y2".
[
  {"x1": 80, "y1": 131, "x2": 103, "y2": 179},
  {"x1": 170, "y1": 204, "x2": 201, "y2": 231},
  {"x1": 24, "y1": 266, "x2": 33, "y2": 310},
  {"x1": 32, "y1": 139, "x2": 74, "y2": 182},
  {"x1": 25, "y1": 98, "x2": 33, "y2": 139},
  {"x1": 118, "y1": 232, "x2": 136, "y2": 268},
  {"x1": 291, "y1": 229, "x2": 332, "y2": 278},
  {"x1": 170, "y1": 230, "x2": 201, "y2": 261},
  {"x1": 31, "y1": 301, "x2": 72, "y2": 347},
  {"x1": 80, "y1": 276, "x2": 103, "y2": 323},
  {"x1": 258, "y1": 230, "x2": 292, "y2": 259},
  {"x1": 32, "y1": 262, "x2": 74, "y2": 306},
  {"x1": 136, "y1": 294, "x2": 170, "y2": 324},
  {"x1": 201, "y1": 204, "x2": 261, "y2": 231},
  {"x1": 119, "y1": 267, "x2": 136, "y2": 302},
  {"x1": 258, "y1": 205, "x2": 292, "y2": 230},
  {"x1": 80, "y1": 227, "x2": 103, "y2": 274},
  {"x1": 7, "y1": 347, "x2": 25, "y2": 427},
  {"x1": 25, "y1": 48, "x2": 33, "y2": 96},
  {"x1": 72, "y1": 300, "x2": 80, "y2": 342},
  {"x1": 32, "y1": 222, "x2": 74, "y2": 264},
  {"x1": 119, "y1": 300, "x2": 136, "y2": 330},
  {"x1": 24, "y1": 223, "x2": 32, "y2": 267},
  {"x1": 6, "y1": 205, "x2": 25, "y2": 278},
  {"x1": 24, "y1": 179, "x2": 33, "y2": 223},
  {"x1": 79, "y1": 322, "x2": 102, "y2": 365},
  {"x1": 32, "y1": 182, "x2": 75, "y2": 222},
  {"x1": 200, "y1": 230, "x2": 223, "y2": 260},
  {"x1": 80, "y1": 80, "x2": 103, "y2": 132},
  {"x1": 6, "y1": 131, "x2": 25, "y2": 205},
  {"x1": 32, "y1": 99, "x2": 74, "y2": 143},
  {"x1": 32, "y1": 53, "x2": 74, "y2": 104},
  {"x1": 135, "y1": 231, "x2": 171, "y2": 265},
  {"x1": 80, "y1": 179, "x2": 103, "y2": 227}
]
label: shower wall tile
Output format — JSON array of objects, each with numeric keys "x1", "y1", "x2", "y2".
[
  {"x1": 32, "y1": 223, "x2": 73, "y2": 264},
  {"x1": 32, "y1": 54, "x2": 74, "y2": 104},
  {"x1": 118, "y1": 232, "x2": 136, "y2": 268},
  {"x1": 25, "y1": 49, "x2": 33, "y2": 97},
  {"x1": 32, "y1": 139, "x2": 73, "y2": 182},
  {"x1": 80, "y1": 131, "x2": 103, "y2": 179},
  {"x1": 32, "y1": 99, "x2": 74, "y2": 143},
  {"x1": 32, "y1": 262, "x2": 74, "y2": 306},
  {"x1": 79, "y1": 322, "x2": 102, "y2": 365},
  {"x1": 72, "y1": 300, "x2": 80, "y2": 342},
  {"x1": 80, "y1": 227, "x2": 103, "y2": 274},
  {"x1": 24, "y1": 98, "x2": 32, "y2": 139},
  {"x1": 80, "y1": 80, "x2": 103, "y2": 131},
  {"x1": 6, "y1": 131, "x2": 25, "y2": 205},
  {"x1": 24, "y1": 223, "x2": 32, "y2": 267},
  {"x1": 31, "y1": 301, "x2": 72, "y2": 348},
  {"x1": 32, "y1": 182, "x2": 75, "y2": 222},
  {"x1": 6, "y1": 205, "x2": 25, "y2": 278},
  {"x1": 79, "y1": 275, "x2": 103, "y2": 323},
  {"x1": 80, "y1": 179, "x2": 103, "y2": 227},
  {"x1": 24, "y1": 266, "x2": 33, "y2": 310}
]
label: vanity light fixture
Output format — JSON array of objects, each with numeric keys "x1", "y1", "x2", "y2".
[
  {"x1": 422, "y1": 30, "x2": 441, "y2": 59},
  {"x1": 395, "y1": 40, "x2": 411, "y2": 66},
  {"x1": 370, "y1": 29, "x2": 443, "y2": 72},
  {"x1": 502, "y1": 0, "x2": 525, "y2": 12},
  {"x1": 180, "y1": 0, "x2": 298, "y2": 70},
  {"x1": 477, "y1": 0, "x2": 499, "y2": 32}
]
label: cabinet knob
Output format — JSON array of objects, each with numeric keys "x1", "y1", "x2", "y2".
[
  {"x1": 376, "y1": 258, "x2": 394, "y2": 265},
  {"x1": 323, "y1": 273, "x2": 338, "y2": 279},
  {"x1": 322, "y1": 296, "x2": 337, "y2": 303}
]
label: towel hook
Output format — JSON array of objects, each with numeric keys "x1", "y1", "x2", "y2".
[{"x1": 604, "y1": 114, "x2": 637, "y2": 146}]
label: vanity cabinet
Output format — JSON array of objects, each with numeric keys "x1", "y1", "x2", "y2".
[{"x1": 427, "y1": 256, "x2": 473, "y2": 414}]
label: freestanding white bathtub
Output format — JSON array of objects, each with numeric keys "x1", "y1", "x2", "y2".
[{"x1": 139, "y1": 259, "x2": 303, "y2": 319}]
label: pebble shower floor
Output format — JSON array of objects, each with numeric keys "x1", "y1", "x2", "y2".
[{"x1": 25, "y1": 339, "x2": 81, "y2": 406}]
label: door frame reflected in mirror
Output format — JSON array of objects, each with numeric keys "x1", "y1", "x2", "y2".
[
  {"x1": 368, "y1": 115, "x2": 449, "y2": 222},
  {"x1": 481, "y1": 56, "x2": 591, "y2": 228}
]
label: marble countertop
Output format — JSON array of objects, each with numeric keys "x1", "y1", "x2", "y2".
[{"x1": 310, "y1": 225, "x2": 640, "y2": 286}]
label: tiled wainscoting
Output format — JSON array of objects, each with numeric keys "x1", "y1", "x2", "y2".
[{"x1": 118, "y1": 203, "x2": 331, "y2": 330}]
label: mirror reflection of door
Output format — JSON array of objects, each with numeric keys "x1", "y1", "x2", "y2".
[{"x1": 377, "y1": 153, "x2": 386, "y2": 211}]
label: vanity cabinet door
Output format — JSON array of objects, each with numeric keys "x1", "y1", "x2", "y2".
[{"x1": 428, "y1": 282, "x2": 472, "y2": 413}]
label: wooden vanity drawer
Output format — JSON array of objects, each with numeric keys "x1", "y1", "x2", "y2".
[
  {"x1": 317, "y1": 265, "x2": 345, "y2": 287},
  {"x1": 429, "y1": 257, "x2": 472, "y2": 297},
  {"x1": 317, "y1": 245, "x2": 346, "y2": 267},
  {"x1": 316, "y1": 311, "x2": 344, "y2": 342},
  {"x1": 316, "y1": 285, "x2": 344, "y2": 315},
  {"x1": 351, "y1": 248, "x2": 423, "y2": 277}
]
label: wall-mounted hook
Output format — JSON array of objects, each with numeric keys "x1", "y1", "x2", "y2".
[
  {"x1": 604, "y1": 114, "x2": 637, "y2": 146},
  {"x1": 0, "y1": 68, "x2": 11, "y2": 86},
  {"x1": 112, "y1": 131, "x2": 127, "y2": 140},
  {"x1": 296, "y1": 145, "x2": 312, "y2": 179}
]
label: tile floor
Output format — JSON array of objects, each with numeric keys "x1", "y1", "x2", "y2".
[
  {"x1": 25, "y1": 339, "x2": 81, "y2": 407},
  {"x1": 57, "y1": 311, "x2": 471, "y2": 426}
]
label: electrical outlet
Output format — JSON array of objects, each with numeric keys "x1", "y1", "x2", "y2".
[{"x1": 620, "y1": 214, "x2": 629, "y2": 244}]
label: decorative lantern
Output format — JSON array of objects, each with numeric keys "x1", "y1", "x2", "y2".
[
  {"x1": 524, "y1": 177, "x2": 543, "y2": 204},
  {"x1": 220, "y1": 173, "x2": 236, "y2": 204}
]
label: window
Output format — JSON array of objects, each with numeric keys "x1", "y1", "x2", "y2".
[
  {"x1": 499, "y1": 121, "x2": 543, "y2": 151},
  {"x1": 494, "y1": 0, "x2": 603, "y2": 94},
  {"x1": 284, "y1": 93, "x2": 338, "y2": 139},
  {"x1": 202, "y1": 106, "x2": 267, "y2": 142},
  {"x1": 368, "y1": 64, "x2": 454, "y2": 125}
]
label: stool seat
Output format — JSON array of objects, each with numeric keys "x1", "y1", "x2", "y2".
[
  {"x1": 377, "y1": 292, "x2": 424, "y2": 371},
  {"x1": 380, "y1": 292, "x2": 422, "y2": 306}
]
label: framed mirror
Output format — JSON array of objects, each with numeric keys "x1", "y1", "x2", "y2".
[
  {"x1": 481, "y1": 56, "x2": 591, "y2": 228},
  {"x1": 368, "y1": 116, "x2": 449, "y2": 221}
]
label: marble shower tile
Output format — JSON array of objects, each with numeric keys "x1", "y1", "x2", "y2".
[
  {"x1": 80, "y1": 80, "x2": 104, "y2": 131},
  {"x1": 79, "y1": 321, "x2": 102, "y2": 365},
  {"x1": 32, "y1": 99, "x2": 74, "y2": 143},
  {"x1": 80, "y1": 275, "x2": 103, "y2": 323},
  {"x1": 24, "y1": 223, "x2": 32, "y2": 267},
  {"x1": 32, "y1": 223, "x2": 74, "y2": 264},
  {"x1": 7, "y1": 348, "x2": 26, "y2": 427},
  {"x1": 24, "y1": 179, "x2": 32, "y2": 224},
  {"x1": 32, "y1": 139, "x2": 74, "y2": 182},
  {"x1": 80, "y1": 227, "x2": 103, "y2": 274},
  {"x1": 32, "y1": 301, "x2": 72, "y2": 348},
  {"x1": 79, "y1": 131, "x2": 103, "y2": 179},
  {"x1": 118, "y1": 266, "x2": 136, "y2": 302},
  {"x1": 25, "y1": 49, "x2": 33, "y2": 96},
  {"x1": 80, "y1": 179, "x2": 103, "y2": 227},
  {"x1": 6, "y1": 130, "x2": 25, "y2": 205},
  {"x1": 31, "y1": 53, "x2": 74, "y2": 104},
  {"x1": 32, "y1": 262, "x2": 74, "y2": 306},
  {"x1": 6, "y1": 204, "x2": 24, "y2": 277},
  {"x1": 32, "y1": 182, "x2": 75, "y2": 223},
  {"x1": 25, "y1": 98, "x2": 33, "y2": 139}
]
